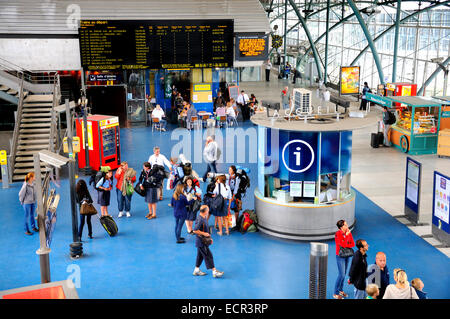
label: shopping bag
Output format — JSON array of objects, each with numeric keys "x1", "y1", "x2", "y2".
[
  {"x1": 166, "y1": 174, "x2": 175, "y2": 190},
  {"x1": 227, "y1": 213, "x2": 236, "y2": 228}
]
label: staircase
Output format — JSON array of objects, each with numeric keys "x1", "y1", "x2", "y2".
[{"x1": 0, "y1": 58, "x2": 62, "y2": 182}]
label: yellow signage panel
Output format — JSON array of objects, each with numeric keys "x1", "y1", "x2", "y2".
[
  {"x1": 193, "y1": 84, "x2": 212, "y2": 92},
  {"x1": 0, "y1": 150, "x2": 7, "y2": 165}
]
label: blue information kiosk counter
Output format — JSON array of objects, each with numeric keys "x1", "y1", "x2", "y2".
[{"x1": 251, "y1": 111, "x2": 378, "y2": 240}]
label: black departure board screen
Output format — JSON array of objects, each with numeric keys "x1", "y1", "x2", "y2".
[{"x1": 79, "y1": 20, "x2": 234, "y2": 70}]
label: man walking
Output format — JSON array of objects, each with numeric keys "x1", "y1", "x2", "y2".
[
  {"x1": 236, "y1": 90, "x2": 250, "y2": 121},
  {"x1": 202, "y1": 136, "x2": 218, "y2": 182},
  {"x1": 281, "y1": 86, "x2": 291, "y2": 110},
  {"x1": 348, "y1": 239, "x2": 369, "y2": 299},
  {"x1": 192, "y1": 205, "x2": 224, "y2": 278}
]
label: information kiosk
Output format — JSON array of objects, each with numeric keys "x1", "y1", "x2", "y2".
[{"x1": 251, "y1": 106, "x2": 379, "y2": 240}]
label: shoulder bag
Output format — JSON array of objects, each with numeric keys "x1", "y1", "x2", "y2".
[
  {"x1": 338, "y1": 246, "x2": 354, "y2": 258},
  {"x1": 199, "y1": 221, "x2": 212, "y2": 246}
]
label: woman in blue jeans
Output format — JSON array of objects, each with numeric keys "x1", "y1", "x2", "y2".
[
  {"x1": 18, "y1": 172, "x2": 38, "y2": 235},
  {"x1": 171, "y1": 183, "x2": 193, "y2": 244},
  {"x1": 333, "y1": 219, "x2": 355, "y2": 299}
]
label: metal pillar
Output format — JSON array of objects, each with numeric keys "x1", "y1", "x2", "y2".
[
  {"x1": 309, "y1": 242, "x2": 328, "y2": 299},
  {"x1": 324, "y1": 0, "x2": 331, "y2": 84},
  {"x1": 65, "y1": 99, "x2": 83, "y2": 258},
  {"x1": 34, "y1": 154, "x2": 51, "y2": 283},
  {"x1": 392, "y1": 0, "x2": 401, "y2": 82},
  {"x1": 288, "y1": 0, "x2": 323, "y2": 81},
  {"x1": 347, "y1": 0, "x2": 385, "y2": 85}
]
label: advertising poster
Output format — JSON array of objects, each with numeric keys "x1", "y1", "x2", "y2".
[
  {"x1": 434, "y1": 173, "x2": 450, "y2": 224},
  {"x1": 340, "y1": 66, "x2": 360, "y2": 95},
  {"x1": 290, "y1": 181, "x2": 303, "y2": 197},
  {"x1": 303, "y1": 181, "x2": 316, "y2": 198}
]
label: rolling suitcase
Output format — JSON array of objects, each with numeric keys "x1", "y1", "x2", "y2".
[
  {"x1": 371, "y1": 133, "x2": 379, "y2": 148},
  {"x1": 99, "y1": 215, "x2": 118, "y2": 237},
  {"x1": 377, "y1": 132, "x2": 384, "y2": 146}
]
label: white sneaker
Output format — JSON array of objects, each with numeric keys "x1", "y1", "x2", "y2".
[
  {"x1": 126, "y1": 212, "x2": 131, "y2": 218},
  {"x1": 193, "y1": 269, "x2": 207, "y2": 276},
  {"x1": 118, "y1": 212, "x2": 124, "y2": 218},
  {"x1": 213, "y1": 270, "x2": 224, "y2": 278}
]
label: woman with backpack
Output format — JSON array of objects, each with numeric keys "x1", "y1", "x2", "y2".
[
  {"x1": 115, "y1": 161, "x2": 136, "y2": 218},
  {"x1": 211, "y1": 175, "x2": 232, "y2": 236},
  {"x1": 96, "y1": 168, "x2": 113, "y2": 217},
  {"x1": 227, "y1": 166, "x2": 242, "y2": 228},
  {"x1": 138, "y1": 162, "x2": 158, "y2": 220},
  {"x1": 171, "y1": 183, "x2": 193, "y2": 244},
  {"x1": 184, "y1": 176, "x2": 202, "y2": 234},
  {"x1": 18, "y1": 172, "x2": 38, "y2": 236},
  {"x1": 76, "y1": 179, "x2": 94, "y2": 240}
]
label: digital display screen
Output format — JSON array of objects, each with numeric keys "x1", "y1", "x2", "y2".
[
  {"x1": 79, "y1": 20, "x2": 234, "y2": 70},
  {"x1": 235, "y1": 33, "x2": 268, "y2": 61}
]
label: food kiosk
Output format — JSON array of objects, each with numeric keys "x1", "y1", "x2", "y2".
[
  {"x1": 251, "y1": 105, "x2": 379, "y2": 240},
  {"x1": 366, "y1": 93, "x2": 446, "y2": 155}
]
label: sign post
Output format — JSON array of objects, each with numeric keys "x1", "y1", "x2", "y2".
[
  {"x1": 403, "y1": 157, "x2": 422, "y2": 225},
  {"x1": 0, "y1": 150, "x2": 8, "y2": 188}
]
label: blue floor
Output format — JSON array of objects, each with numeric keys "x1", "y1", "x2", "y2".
[{"x1": 0, "y1": 122, "x2": 449, "y2": 299}]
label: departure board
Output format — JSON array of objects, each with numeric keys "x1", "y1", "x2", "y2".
[
  {"x1": 235, "y1": 33, "x2": 268, "y2": 61},
  {"x1": 79, "y1": 20, "x2": 234, "y2": 70}
]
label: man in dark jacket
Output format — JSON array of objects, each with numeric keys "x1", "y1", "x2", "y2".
[{"x1": 348, "y1": 239, "x2": 369, "y2": 299}]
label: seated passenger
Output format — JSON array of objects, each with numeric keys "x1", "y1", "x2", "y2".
[
  {"x1": 225, "y1": 102, "x2": 236, "y2": 125},
  {"x1": 151, "y1": 104, "x2": 167, "y2": 131}
]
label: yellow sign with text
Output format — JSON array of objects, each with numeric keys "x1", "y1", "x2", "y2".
[{"x1": 0, "y1": 150, "x2": 7, "y2": 165}]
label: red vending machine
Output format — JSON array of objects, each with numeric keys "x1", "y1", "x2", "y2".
[{"x1": 76, "y1": 115, "x2": 121, "y2": 171}]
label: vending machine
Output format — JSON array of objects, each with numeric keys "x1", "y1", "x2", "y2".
[
  {"x1": 384, "y1": 82, "x2": 417, "y2": 108},
  {"x1": 76, "y1": 115, "x2": 121, "y2": 171}
]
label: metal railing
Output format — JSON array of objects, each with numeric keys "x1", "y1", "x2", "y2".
[
  {"x1": 1, "y1": 56, "x2": 61, "y2": 182},
  {"x1": 8, "y1": 74, "x2": 25, "y2": 182},
  {"x1": 0, "y1": 57, "x2": 57, "y2": 85}
]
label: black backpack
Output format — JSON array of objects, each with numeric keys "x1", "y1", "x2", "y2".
[
  {"x1": 148, "y1": 164, "x2": 166, "y2": 188},
  {"x1": 90, "y1": 171, "x2": 106, "y2": 191},
  {"x1": 236, "y1": 169, "x2": 250, "y2": 196},
  {"x1": 181, "y1": 162, "x2": 192, "y2": 176},
  {"x1": 387, "y1": 111, "x2": 396, "y2": 125},
  {"x1": 210, "y1": 183, "x2": 225, "y2": 212}
]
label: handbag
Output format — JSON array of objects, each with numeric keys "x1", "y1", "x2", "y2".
[
  {"x1": 126, "y1": 181, "x2": 134, "y2": 196},
  {"x1": 80, "y1": 201, "x2": 98, "y2": 216},
  {"x1": 134, "y1": 183, "x2": 146, "y2": 197},
  {"x1": 227, "y1": 213, "x2": 236, "y2": 228},
  {"x1": 338, "y1": 247, "x2": 354, "y2": 258},
  {"x1": 189, "y1": 198, "x2": 202, "y2": 214}
]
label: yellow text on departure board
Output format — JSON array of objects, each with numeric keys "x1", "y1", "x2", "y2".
[{"x1": 239, "y1": 38, "x2": 266, "y2": 57}]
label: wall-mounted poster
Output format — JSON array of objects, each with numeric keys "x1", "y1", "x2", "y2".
[{"x1": 340, "y1": 66, "x2": 360, "y2": 95}]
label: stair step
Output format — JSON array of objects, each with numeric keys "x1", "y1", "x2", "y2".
[
  {"x1": 21, "y1": 118, "x2": 52, "y2": 123},
  {"x1": 18, "y1": 134, "x2": 50, "y2": 139},
  {"x1": 22, "y1": 108, "x2": 52, "y2": 113},
  {"x1": 6, "y1": 89, "x2": 17, "y2": 95},
  {"x1": 23, "y1": 103, "x2": 53, "y2": 108},
  {"x1": 24, "y1": 95, "x2": 54, "y2": 103},
  {"x1": 14, "y1": 167, "x2": 50, "y2": 175},
  {"x1": 18, "y1": 139, "x2": 52, "y2": 145},
  {"x1": 15, "y1": 156, "x2": 34, "y2": 162},
  {"x1": 0, "y1": 85, "x2": 9, "y2": 91},
  {"x1": 20, "y1": 123, "x2": 51, "y2": 128},
  {"x1": 22, "y1": 112, "x2": 52, "y2": 118},
  {"x1": 20, "y1": 128, "x2": 51, "y2": 134},
  {"x1": 17, "y1": 144, "x2": 49, "y2": 151},
  {"x1": 14, "y1": 162, "x2": 46, "y2": 168},
  {"x1": 13, "y1": 175, "x2": 28, "y2": 181}
]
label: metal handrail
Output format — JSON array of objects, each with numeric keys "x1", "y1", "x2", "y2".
[
  {"x1": 0, "y1": 57, "x2": 58, "y2": 85},
  {"x1": 8, "y1": 74, "x2": 25, "y2": 182}
]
